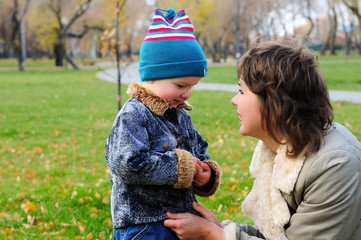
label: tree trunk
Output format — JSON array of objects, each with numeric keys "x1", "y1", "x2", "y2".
[
  {"x1": 212, "y1": 40, "x2": 221, "y2": 63},
  {"x1": 330, "y1": 6, "x2": 337, "y2": 55},
  {"x1": 18, "y1": 20, "x2": 26, "y2": 71},
  {"x1": 65, "y1": 51, "x2": 79, "y2": 69},
  {"x1": 54, "y1": 42, "x2": 64, "y2": 66}
]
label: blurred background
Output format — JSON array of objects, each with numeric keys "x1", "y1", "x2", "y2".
[
  {"x1": 1, "y1": 0, "x2": 360, "y2": 70},
  {"x1": 1, "y1": 1, "x2": 360, "y2": 239}
]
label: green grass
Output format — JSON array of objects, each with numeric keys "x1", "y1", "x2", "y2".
[
  {"x1": 203, "y1": 55, "x2": 361, "y2": 91},
  {"x1": 0, "y1": 58, "x2": 56, "y2": 68},
  {"x1": 320, "y1": 63, "x2": 361, "y2": 90},
  {"x1": 0, "y1": 57, "x2": 112, "y2": 68},
  {"x1": 317, "y1": 52, "x2": 361, "y2": 60},
  {"x1": 0, "y1": 67, "x2": 360, "y2": 239}
]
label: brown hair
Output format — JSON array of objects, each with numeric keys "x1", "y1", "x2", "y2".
[{"x1": 237, "y1": 37, "x2": 334, "y2": 158}]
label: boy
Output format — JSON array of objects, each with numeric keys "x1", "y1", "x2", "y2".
[{"x1": 105, "y1": 8, "x2": 221, "y2": 240}]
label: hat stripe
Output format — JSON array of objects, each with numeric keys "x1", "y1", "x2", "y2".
[
  {"x1": 147, "y1": 28, "x2": 193, "y2": 35},
  {"x1": 144, "y1": 33, "x2": 196, "y2": 42},
  {"x1": 143, "y1": 8, "x2": 197, "y2": 42},
  {"x1": 143, "y1": 36, "x2": 196, "y2": 42},
  {"x1": 148, "y1": 26, "x2": 193, "y2": 33},
  {"x1": 149, "y1": 23, "x2": 193, "y2": 30},
  {"x1": 152, "y1": 16, "x2": 191, "y2": 27}
]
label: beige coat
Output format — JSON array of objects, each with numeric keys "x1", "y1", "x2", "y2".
[{"x1": 223, "y1": 123, "x2": 361, "y2": 240}]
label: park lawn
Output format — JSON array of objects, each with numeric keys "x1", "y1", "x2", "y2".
[
  {"x1": 0, "y1": 57, "x2": 112, "y2": 68},
  {"x1": 0, "y1": 69, "x2": 360, "y2": 239},
  {"x1": 320, "y1": 62, "x2": 361, "y2": 90},
  {"x1": 204, "y1": 57, "x2": 361, "y2": 91},
  {"x1": 0, "y1": 58, "x2": 56, "y2": 68},
  {"x1": 2, "y1": 54, "x2": 361, "y2": 91}
]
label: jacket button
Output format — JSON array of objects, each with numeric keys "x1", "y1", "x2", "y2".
[
  {"x1": 177, "y1": 137, "x2": 182, "y2": 144},
  {"x1": 163, "y1": 144, "x2": 169, "y2": 150}
]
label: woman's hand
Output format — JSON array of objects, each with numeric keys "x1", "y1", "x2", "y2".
[
  {"x1": 193, "y1": 201, "x2": 222, "y2": 227},
  {"x1": 164, "y1": 202, "x2": 224, "y2": 240}
]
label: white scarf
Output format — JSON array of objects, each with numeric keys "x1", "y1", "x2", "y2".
[{"x1": 241, "y1": 141, "x2": 306, "y2": 240}]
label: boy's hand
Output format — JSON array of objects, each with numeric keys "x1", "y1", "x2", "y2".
[
  {"x1": 193, "y1": 161, "x2": 211, "y2": 187},
  {"x1": 192, "y1": 157, "x2": 202, "y2": 175}
]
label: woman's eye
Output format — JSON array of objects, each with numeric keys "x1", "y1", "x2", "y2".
[{"x1": 238, "y1": 88, "x2": 244, "y2": 94}]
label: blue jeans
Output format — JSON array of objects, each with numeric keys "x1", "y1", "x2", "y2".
[{"x1": 113, "y1": 221, "x2": 179, "y2": 240}]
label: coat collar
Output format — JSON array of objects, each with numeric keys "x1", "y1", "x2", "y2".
[
  {"x1": 242, "y1": 141, "x2": 306, "y2": 240},
  {"x1": 126, "y1": 83, "x2": 192, "y2": 116}
]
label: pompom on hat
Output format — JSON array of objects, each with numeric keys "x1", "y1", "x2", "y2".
[{"x1": 138, "y1": 8, "x2": 208, "y2": 81}]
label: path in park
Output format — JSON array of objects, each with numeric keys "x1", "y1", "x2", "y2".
[{"x1": 96, "y1": 62, "x2": 361, "y2": 104}]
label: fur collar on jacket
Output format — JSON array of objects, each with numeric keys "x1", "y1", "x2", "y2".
[
  {"x1": 126, "y1": 83, "x2": 192, "y2": 116},
  {"x1": 241, "y1": 141, "x2": 306, "y2": 240}
]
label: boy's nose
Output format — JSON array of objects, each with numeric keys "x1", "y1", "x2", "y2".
[{"x1": 181, "y1": 88, "x2": 192, "y2": 99}]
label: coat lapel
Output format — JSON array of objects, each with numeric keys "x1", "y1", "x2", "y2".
[
  {"x1": 242, "y1": 141, "x2": 306, "y2": 240},
  {"x1": 127, "y1": 83, "x2": 192, "y2": 116}
]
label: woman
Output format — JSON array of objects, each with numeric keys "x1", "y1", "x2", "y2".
[{"x1": 164, "y1": 37, "x2": 361, "y2": 240}]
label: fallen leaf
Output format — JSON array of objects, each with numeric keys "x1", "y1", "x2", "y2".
[
  {"x1": 4, "y1": 228, "x2": 13, "y2": 235},
  {"x1": 85, "y1": 233, "x2": 93, "y2": 239}
]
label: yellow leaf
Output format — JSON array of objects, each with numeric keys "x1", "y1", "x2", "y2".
[
  {"x1": 34, "y1": 219, "x2": 43, "y2": 226},
  {"x1": 71, "y1": 191, "x2": 78, "y2": 199},
  {"x1": 22, "y1": 223, "x2": 32, "y2": 229},
  {"x1": 102, "y1": 196, "x2": 109, "y2": 204},
  {"x1": 79, "y1": 223, "x2": 85, "y2": 233},
  {"x1": 26, "y1": 202, "x2": 37, "y2": 212},
  {"x1": 14, "y1": 212, "x2": 21, "y2": 220},
  {"x1": 89, "y1": 208, "x2": 98, "y2": 214},
  {"x1": 4, "y1": 228, "x2": 13, "y2": 235},
  {"x1": 0, "y1": 212, "x2": 7, "y2": 217},
  {"x1": 61, "y1": 223, "x2": 72, "y2": 227},
  {"x1": 104, "y1": 218, "x2": 112, "y2": 227},
  {"x1": 53, "y1": 129, "x2": 61, "y2": 136},
  {"x1": 94, "y1": 192, "x2": 101, "y2": 199},
  {"x1": 40, "y1": 205, "x2": 47, "y2": 213},
  {"x1": 86, "y1": 233, "x2": 94, "y2": 240},
  {"x1": 27, "y1": 215, "x2": 35, "y2": 224}
]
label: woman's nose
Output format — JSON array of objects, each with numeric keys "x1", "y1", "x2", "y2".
[{"x1": 231, "y1": 94, "x2": 239, "y2": 106}]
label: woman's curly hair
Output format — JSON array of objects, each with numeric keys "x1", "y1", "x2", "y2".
[{"x1": 237, "y1": 37, "x2": 334, "y2": 158}]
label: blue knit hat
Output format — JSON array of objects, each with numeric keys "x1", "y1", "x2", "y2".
[{"x1": 138, "y1": 8, "x2": 208, "y2": 81}]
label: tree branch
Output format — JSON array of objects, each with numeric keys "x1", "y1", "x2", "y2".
[
  {"x1": 67, "y1": 25, "x2": 104, "y2": 38},
  {"x1": 341, "y1": 0, "x2": 361, "y2": 18},
  {"x1": 62, "y1": 0, "x2": 93, "y2": 34}
]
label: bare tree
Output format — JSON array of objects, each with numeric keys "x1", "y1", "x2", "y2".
[
  {"x1": 341, "y1": 0, "x2": 361, "y2": 54},
  {"x1": 321, "y1": 0, "x2": 338, "y2": 55},
  {"x1": 342, "y1": 0, "x2": 361, "y2": 23},
  {"x1": 48, "y1": 0, "x2": 98, "y2": 69},
  {"x1": 304, "y1": 0, "x2": 315, "y2": 36},
  {"x1": 115, "y1": 0, "x2": 127, "y2": 110},
  {"x1": 10, "y1": 0, "x2": 31, "y2": 70},
  {"x1": 234, "y1": 0, "x2": 247, "y2": 58}
]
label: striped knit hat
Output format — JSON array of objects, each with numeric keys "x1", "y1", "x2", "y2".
[{"x1": 138, "y1": 8, "x2": 208, "y2": 81}]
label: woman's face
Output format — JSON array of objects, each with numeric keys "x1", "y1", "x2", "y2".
[{"x1": 231, "y1": 79, "x2": 268, "y2": 140}]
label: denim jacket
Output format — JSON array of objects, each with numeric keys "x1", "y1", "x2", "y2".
[{"x1": 105, "y1": 83, "x2": 221, "y2": 228}]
